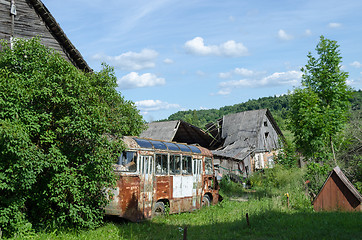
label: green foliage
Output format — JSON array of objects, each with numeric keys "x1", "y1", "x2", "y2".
[
  {"x1": 0, "y1": 37, "x2": 145, "y2": 237},
  {"x1": 219, "y1": 177, "x2": 246, "y2": 198},
  {"x1": 288, "y1": 36, "x2": 352, "y2": 162},
  {"x1": 335, "y1": 107, "x2": 362, "y2": 192},
  {"x1": 166, "y1": 94, "x2": 291, "y2": 130},
  {"x1": 165, "y1": 90, "x2": 361, "y2": 133},
  {"x1": 305, "y1": 162, "x2": 332, "y2": 197},
  {"x1": 274, "y1": 139, "x2": 299, "y2": 168},
  {"x1": 248, "y1": 165, "x2": 311, "y2": 210}
]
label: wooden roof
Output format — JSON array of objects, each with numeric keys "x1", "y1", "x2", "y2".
[
  {"x1": 28, "y1": 0, "x2": 91, "y2": 72},
  {"x1": 210, "y1": 109, "x2": 283, "y2": 160}
]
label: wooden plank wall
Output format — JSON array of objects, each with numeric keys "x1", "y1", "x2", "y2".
[
  {"x1": 0, "y1": 0, "x2": 12, "y2": 43},
  {"x1": 0, "y1": 0, "x2": 71, "y2": 62}
]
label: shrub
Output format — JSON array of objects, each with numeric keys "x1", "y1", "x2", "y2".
[
  {"x1": 305, "y1": 162, "x2": 332, "y2": 197},
  {"x1": 0, "y1": 38, "x2": 145, "y2": 236}
]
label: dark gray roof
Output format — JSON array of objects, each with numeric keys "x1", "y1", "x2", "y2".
[
  {"x1": 140, "y1": 120, "x2": 214, "y2": 148},
  {"x1": 140, "y1": 120, "x2": 179, "y2": 141},
  {"x1": 29, "y1": 0, "x2": 92, "y2": 72},
  {"x1": 211, "y1": 109, "x2": 283, "y2": 160}
]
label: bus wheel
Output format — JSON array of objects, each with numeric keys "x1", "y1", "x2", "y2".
[
  {"x1": 202, "y1": 195, "x2": 210, "y2": 207},
  {"x1": 153, "y1": 202, "x2": 165, "y2": 216}
]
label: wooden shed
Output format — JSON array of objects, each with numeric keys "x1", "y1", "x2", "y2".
[{"x1": 312, "y1": 166, "x2": 362, "y2": 212}]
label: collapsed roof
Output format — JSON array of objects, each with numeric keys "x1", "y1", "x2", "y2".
[
  {"x1": 140, "y1": 120, "x2": 214, "y2": 149},
  {"x1": 208, "y1": 109, "x2": 283, "y2": 160}
]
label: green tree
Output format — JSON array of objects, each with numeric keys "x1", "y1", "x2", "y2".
[
  {"x1": 0, "y1": 38, "x2": 145, "y2": 237},
  {"x1": 288, "y1": 36, "x2": 352, "y2": 163}
]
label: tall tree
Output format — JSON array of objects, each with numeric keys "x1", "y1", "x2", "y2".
[
  {"x1": 0, "y1": 38, "x2": 145, "y2": 237},
  {"x1": 288, "y1": 36, "x2": 352, "y2": 163}
]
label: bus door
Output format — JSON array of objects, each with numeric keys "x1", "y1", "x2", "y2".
[
  {"x1": 192, "y1": 158, "x2": 202, "y2": 208},
  {"x1": 140, "y1": 155, "x2": 153, "y2": 218}
]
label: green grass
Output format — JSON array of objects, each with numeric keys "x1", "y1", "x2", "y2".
[
  {"x1": 14, "y1": 200, "x2": 361, "y2": 240},
  {"x1": 8, "y1": 167, "x2": 362, "y2": 240}
]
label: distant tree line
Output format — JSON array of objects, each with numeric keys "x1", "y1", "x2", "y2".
[{"x1": 164, "y1": 90, "x2": 361, "y2": 131}]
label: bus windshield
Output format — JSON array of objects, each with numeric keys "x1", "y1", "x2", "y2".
[{"x1": 115, "y1": 151, "x2": 137, "y2": 172}]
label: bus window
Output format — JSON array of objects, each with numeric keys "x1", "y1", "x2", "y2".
[
  {"x1": 140, "y1": 155, "x2": 153, "y2": 174},
  {"x1": 182, "y1": 156, "x2": 192, "y2": 175},
  {"x1": 116, "y1": 151, "x2": 137, "y2": 172},
  {"x1": 170, "y1": 155, "x2": 181, "y2": 174},
  {"x1": 155, "y1": 154, "x2": 168, "y2": 175},
  {"x1": 193, "y1": 160, "x2": 196, "y2": 175},
  {"x1": 205, "y1": 157, "x2": 213, "y2": 175},
  {"x1": 198, "y1": 160, "x2": 201, "y2": 175}
]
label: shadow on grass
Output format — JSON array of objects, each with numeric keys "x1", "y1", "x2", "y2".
[{"x1": 106, "y1": 210, "x2": 362, "y2": 240}]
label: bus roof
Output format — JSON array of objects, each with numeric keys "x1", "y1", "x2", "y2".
[{"x1": 123, "y1": 136, "x2": 213, "y2": 155}]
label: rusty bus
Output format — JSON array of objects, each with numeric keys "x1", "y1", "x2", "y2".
[{"x1": 104, "y1": 136, "x2": 220, "y2": 221}]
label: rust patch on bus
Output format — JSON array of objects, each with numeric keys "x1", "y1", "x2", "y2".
[
  {"x1": 155, "y1": 176, "x2": 172, "y2": 200},
  {"x1": 118, "y1": 175, "x2": 143, "y2": 221}
]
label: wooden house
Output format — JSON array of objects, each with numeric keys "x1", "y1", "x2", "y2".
[
  {"x1": 0, "y1": 0, "x2": 91, "y2": 72},
  {"x1": 312, "y1": 166, "x2": 362, "y2": 212},
  {"x1": 205, "y1": 109, "x2": 284, "y2": 178}
]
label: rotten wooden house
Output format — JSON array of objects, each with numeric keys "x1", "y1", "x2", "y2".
[
  {"x1": 140, "y1": 109, "x2": 284, "y2": 179},
  {"x1": 312, "y1": 166, "x2": 361, "y2": 212},
  {"x1": 0, "y1": 0, "x2": 91, "y2": 72},
  {"x1": 205, "y1": 109, "x2": 284, "y2": 178}
]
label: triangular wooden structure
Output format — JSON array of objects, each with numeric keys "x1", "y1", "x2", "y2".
[{"x1": 312, "y1": 166, "x2": 362, "y2": 211}]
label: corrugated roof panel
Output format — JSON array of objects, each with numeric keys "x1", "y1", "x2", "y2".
[
  {"x1": 163, "y1": 142, "x2": 180, "y2": 151},
  {"x1": 134, "y1": 138, "x2": 153, "y2": 149},
  {"x1": 189, "y1": 145, "x2": 201, "y2": 153},
  {"x1": 177, "y1": 144, "x2": 192, "y2": 152},
  {"x1": 149, "y1": 140, "x2": 167, "y2": 150}
]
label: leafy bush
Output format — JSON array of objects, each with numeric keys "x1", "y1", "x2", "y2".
[
  {"x1": 248, "y1": 165, "x2": 311, "y2": 211},
  {"x1": 219, "y1": 176, "x2": 245, "y2": 197},
  {"x1": 305, "y1": 162, "x2": 332, "y2": 198},
  {"x1": 0, "y1": 38, "x2": 145, "y2": 237},
  {"x1": 274, "y1": 139, "x2": 299, "y2": 168}
]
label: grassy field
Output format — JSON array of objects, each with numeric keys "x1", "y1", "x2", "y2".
[{"x1": 8, "y1": 167, "x2": 362, "y2": 240}]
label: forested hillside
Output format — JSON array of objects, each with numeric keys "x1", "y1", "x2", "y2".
[{"x1": 165, "y1": 90, "x2": 361, "y2": 130}]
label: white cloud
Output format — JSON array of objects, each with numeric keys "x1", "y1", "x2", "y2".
[
  {"x1": 329, "y1": 22, "x2": 342, "y2": 28},
  {"x1": 219, "y1": 67, "x2": 255, "y2": 79},
  {"x1": 163, "y1": 58, "x2": 174, "y2": 64},
  {"x1": 215, "y1": 89, "x2": 232, "y2": 96},
  {"x1": 278, "y1": 29, "x2": 293, "y2": 41},
  {"x1": 219, "y1": 72, "x2": 232, "y2": 79},
  {"x1": 184, "y1": 37, "x2": 248, "y2": 57},
  {"x1": 219, "y1": 70, "x2": 302, "y2": 89},
  {"x1": 117, "y1": 72, "x2": 165, "y2": 89},
  {"x1": 305, "y1": 29, "x2": 312, "y2": 36},
  {"x1": 350, "y1": 61, "x2": 362, "y2": 68},
  {"x1": 234, "y1": 67, "x2": 254, "y2": 76},
  {"x1": 196, "y1": 70, "x2": 206, "y2": 76},
  {"x1": 135, "y1": 100, "x2": 180, "y2": 113},
  {"x1": 92, "y1": 49, "x2": 158, "y2": 71}
]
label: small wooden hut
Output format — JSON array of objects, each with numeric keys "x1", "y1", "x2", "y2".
[{"x1": 312, "y1": 166, "x2": 362, "y2": 212}]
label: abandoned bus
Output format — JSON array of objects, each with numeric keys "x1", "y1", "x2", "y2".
[{"x1": 104, "y1": 136, "x2": 220, "y2": 221}]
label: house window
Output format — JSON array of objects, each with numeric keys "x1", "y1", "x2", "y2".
[
  {"x1": 265, "y1": 132, "x2": 269, "y2": 138},
  {"x1": 264, "y1": 121, "x2": 268, "y2": 127}
]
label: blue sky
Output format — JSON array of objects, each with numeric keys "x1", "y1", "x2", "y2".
[{"x1": 42, "y1": 0, "x2": 362, "y2": 122}]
